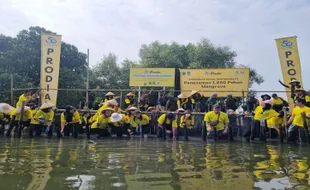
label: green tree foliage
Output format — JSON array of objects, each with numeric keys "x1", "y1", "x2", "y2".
[{"x1": 138, "y1": 38, "x2": 264, "y2": 88}]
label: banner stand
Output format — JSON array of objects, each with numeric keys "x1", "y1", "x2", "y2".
[{"x1": 138, "y1": 86, "x2": 141, "y2": 109}]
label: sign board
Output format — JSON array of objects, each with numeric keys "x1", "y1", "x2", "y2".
[
  {"x1": 179, "y1": 68, "x2": 250, "y2": 97},
  {"x1": 129, "y1": 68, "x2": 175, "y2": 87}
]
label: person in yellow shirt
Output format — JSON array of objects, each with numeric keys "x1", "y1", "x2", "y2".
[
  {"x1": 191, "y1": 90, "x2": 203, "y2": 110},
  {"x1": 131, "y1": 110, "x2": 150, "y2": 137},
  {"x1": 16, "y1": 89, "x2": 35, "y2": 107},
  {"x1": 98, "y1": 92, "x2": 115, "y2": 107},
  {"x1": 293, "y1": 87, "x2": 310, "y2": 107},
  {"x1": 124, "y1": 92, "x2": 135, "y2": 109},
  {"x1": 261, "y1": 100, "x2": 285, "y2": 140},
  {"x1": 249, "y1": 104, "x2": 263, "y2": 141},
  {"x1": 124, "y1": 106, "x2": 137, "y2": 126},
  {"x1": 177, "y1": 93, "x2": 193, "y2": 111},
  {"x1": 179, "y1": 110, "x2": 195, "y2": 140},
  {"x1": 61, "y1": 106, "x2": 81, "y2": 138},
  {"x1": 27, "y1": 103, "x2": 38, "y2": 136},
  {"x1": 94, "y1": 107, "x2": 113, "y2": 139},
  {"x1": 271, "y1": 93, "x2": 288, "y2": 112},
  {"x1": 286, "y1": 98, "x2": 310, "y2": 143},
  {"x1": 204, "y1": 104, "x2": 230, "y2": 140},
  {"x1": 157, "y1": 112, "x2": 177, "y2": 139},
  {"x1": 30, "y1": 102, "x2": 54, "y2": 137},
  {"x1": 113, "y1": 104, "x2": 123, "y2": 113},
  {"x1": 104, "y1": 92, "x2": 115, "y2": 103},
  {"x1": 109, "y1": 112, "x2": 128, "y2": 137},
  {"x1": 6, "y1": 105, "x2": 32, "y2": 137},
  {"x1": 91, "y1": 99, "x2": 118, "y2": 123},
  {"x1": 81, "y1": 111, "x2": 92, "y2": 139}
]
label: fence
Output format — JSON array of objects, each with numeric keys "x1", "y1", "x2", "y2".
[
  {"x1": 51, "y1": 109, "x2": 250, "y2": 141},
  {"x1": 9, "y1": 87, "x2": 291, "y2": 109},
  {"x1": 1, "y1": 73, "x2": 293, "y2": 109}
]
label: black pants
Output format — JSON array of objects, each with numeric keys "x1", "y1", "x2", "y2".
[
  {"x1": 29, "y1": 124, "x2": 55, "y2": 137},
  {"x1": 6, "y1": 120, "x2": 29, "y2": 137},
  {"x1": 288, "y1": 124, "x2": 307, "y2": 143},
  {"x1": 207, "y1": 129, "x2": 227, "y2": 139},
  {"x1": 64, "y1": 124, "x2": 80, "y2": 138},
  {"x1": 92, "y1": 128, "x2": 110, "y2": 138},
  {"x1": 29, "y1": 124, "x2": 42, "y2": 137},
  {"x1": 84, "y1": 124, "x2": 91, "y2": 139},
  {"x1": 111, "y1": 127, "x2": 125, "y2": 137},
  {"x1": 157, "y1": 124, "x2": 173, "y2": 138},
  {"x1": 179, "y1": 128, "x2": 195, "y2": 136},
  {"x1": 0, "y1": 119, "x2": 5, "y2": 135},
  {"x1": 134, "y1": 124, "x2": 151, "y2": 136}
]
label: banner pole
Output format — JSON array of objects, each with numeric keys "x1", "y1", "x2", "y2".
[
  {"x1": 138, "y1": 87, "x2": 141, "y2": 108},
  {"x1": 86, "y1": 49, "x2": 90, "y2": 108},
  {"x1": 10, "y1": 73, "x2": 13, "y2": 105}
]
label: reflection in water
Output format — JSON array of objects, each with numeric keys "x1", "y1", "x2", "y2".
[{"x1": 1, "y1": 138, "x2": 310, "y2": 189}]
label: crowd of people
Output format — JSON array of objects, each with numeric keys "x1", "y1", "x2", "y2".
[{"x1": 0, "y1": 79, "x2": 310, "y2": 143}]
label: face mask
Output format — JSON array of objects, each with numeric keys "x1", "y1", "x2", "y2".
[{"x1": 185, "y1": 114, "x2": 190, "y2": 117}]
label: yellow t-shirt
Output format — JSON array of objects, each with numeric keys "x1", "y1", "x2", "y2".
[
  {"x1": 253, "y1": 106, "x2": 263, "y2": 121},
  {"x1": 262, "y1": 109, "x2": 282, "y2": 128},
  {"x1": 95, "y1": 115, "x2": 111, "y2": 129},
  {"x1": 111, "y1": 114, "x2": 127, "y2": 127},
  {"x1": 191, "y1": 98, "x2": 195, "y2": 104},
  {"x1": 31, "y1": 110, "x2": 54, "y2": 125},
  {"x1": 91, "y1": 104, "x2": 109, "y2": 122},
  {"x1": 16, "y1": 94, "x2": 32, "y2": 107},
  {"x1": 15, "y1": 110, "x2": 32, "y2": 122},
  {"x1": 272, "y1": 98, "x2": 284, "y2": 105},
  {"x1": 180, "y1": 115, "x2": 194, "y2": 128},
  {"x1": 177, "y1": 99, "x2": 188, "y2": 107},
  {"x1": 157, "y1": 114, "x2": 177, "y2": 128},
  {"x1": 294, "y1": 95, "x2": 310, "y2": 102},
  {"x1": 10, "y1": 108, "x2": 16, "y2": 118},
  {"x1": 29, "y1": 109, "x2": 38, "y2": 124},
  {"x1": 61, "y1": 111, "x2": 80, "y2": 125},
  {"x1": 125, "y1": 115, "x2": 133, "y2": 124},
  {"x1": 125, "y1": 98, "x2": 132, "y2": 105},
  {"x1": 291, "y1": 106, "x2": 310, "y2": 127},
  {"x1": 131, "y1": 114, "x2": 150, "y2": 128},
  {"x1": 114, "y1": 108, "x2": 122, "y2": 114},
  {"x1": 82, "y1": 116, "x2": 92, "y2": 125},
  {"x1": 204, "y1": 111, "x2": 229, "y2": 131}
]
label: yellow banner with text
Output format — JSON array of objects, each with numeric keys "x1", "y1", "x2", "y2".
[
  {"x1": 275, "y1": 36, "x2": 303, "y2": 108},
  {"x1": 179, "y1": 68, "x2": 250, "y2": 97},
  {"x1": 129, "y1": 68, "x2": 175, "y2": 87},
  {"x1": 40, "y1": 34, "x2": 62, "y2": 106}
]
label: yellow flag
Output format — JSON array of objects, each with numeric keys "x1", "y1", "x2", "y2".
[
  {"x1": 275, "y1": 36, "x2": 303, "y2": 108},
  {"x1": 40, "y1": 34, "x2": 62, "y2": 106}
]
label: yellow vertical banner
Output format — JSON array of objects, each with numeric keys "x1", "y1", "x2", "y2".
[
  {"x1": 40, "y1": 34, "x2": 62, "y2": 106},
  {"x1": 275, "y1": 36, "x2": 303, "y2": 108}
]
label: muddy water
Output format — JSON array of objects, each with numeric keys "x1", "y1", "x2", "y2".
[{"x1": 0, "y1": 137, "x2": 309, "y2": 190}]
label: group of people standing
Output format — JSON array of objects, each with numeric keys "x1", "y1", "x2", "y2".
[
  {"x1": 244, "y1": 79, "x2": 310, "y2": 143},
  {"x1": 0, "y1": 80, "x2": 309, "y2": 143}
]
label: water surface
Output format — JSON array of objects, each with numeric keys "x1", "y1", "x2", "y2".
[{"x1": 0, "y1": 138, "x2": 309, "y2": 190}]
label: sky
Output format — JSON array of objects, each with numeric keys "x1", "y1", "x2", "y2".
[{"x1": 1, "y1": 0, "x2": 310, "y2": 97}]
